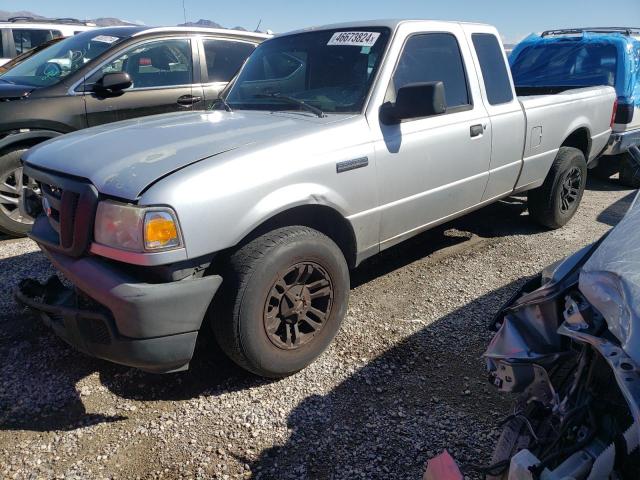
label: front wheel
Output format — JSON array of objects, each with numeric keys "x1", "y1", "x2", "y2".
[
  {"x1": 0, "y1": 148, "x2": 37, "y2": 237},
  {"x1": 527, "y1": 147, "x2": 587, "y2": 229},
  {"x1": 211, "y1": 226, "x2": 350, "y2": 378}
]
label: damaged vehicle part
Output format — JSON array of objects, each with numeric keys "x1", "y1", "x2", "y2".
[{"x1": 483, "y1": 191, "x2": 640, "y2": 479}]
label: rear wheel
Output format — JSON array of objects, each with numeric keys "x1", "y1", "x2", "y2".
[
  {"x1": 619, "y1": 152, "x2": 640, "y2": 188},
  {"x1": 0, "y1": 148, "x2": 37, "y2": 237},
  {"x1": 211, "y1": 226, "x2": 349, "y2": 378},
  {"x1": 527, "y1": 147, "x2": 587, "y2": 229}
]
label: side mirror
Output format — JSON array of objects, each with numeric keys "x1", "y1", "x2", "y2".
[
  {"x1": 380, "y1": 81, "x2": 447, "y2": 124},
  {"x1": 93, "y1": 72, "x2": 132, "y2": 94}
]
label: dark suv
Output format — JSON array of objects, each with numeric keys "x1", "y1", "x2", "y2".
[{"x1": 0, "y1": 26, "x2": 268, "y2": 236}]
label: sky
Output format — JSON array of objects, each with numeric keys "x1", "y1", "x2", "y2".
[{"x1": 6, "y1": 0, "x2": 640, "y2": 43}]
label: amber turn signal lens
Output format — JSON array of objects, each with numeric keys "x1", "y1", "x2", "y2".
[{"x1": 144, "y1": 212, "x2": 180, "y2": 250}]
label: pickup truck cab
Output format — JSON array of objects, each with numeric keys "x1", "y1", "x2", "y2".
[
  {"x1": 18, "y1": 20, "x2": 617, "y2": 378},
  {"x1": 0, "y1": 26, "x2": 268, "y2": 236},
  {"x1": 509, "y1": 27, "x2": 640, "y2": 186}
]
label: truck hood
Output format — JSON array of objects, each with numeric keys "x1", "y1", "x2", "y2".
[{"x1": 24, "y1": 110, "x2": 340, "y2": 199}]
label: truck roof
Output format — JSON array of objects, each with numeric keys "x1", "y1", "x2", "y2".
[{"x1": 281, "y1": 19, "x2": 492, "y2": 36}]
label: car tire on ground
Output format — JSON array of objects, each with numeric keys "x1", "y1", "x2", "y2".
[
  {"x1": 0, "y1": 148, "x2": 34, "y2": 237},
  {"x1": 590, "y1": 154, "x2": 621, "y2": 180},
  {"x1": 527, "y1": 147, "x2": 587, "y2": 229},
  {"x1": 619, "y1": 152, "x2": 640, "y2": 188},
  {"x1": 211, "y1": 226, "x2": 350, "y2": 378}
]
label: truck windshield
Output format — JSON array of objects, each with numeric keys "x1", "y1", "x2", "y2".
[
  {"x1": 511, "y1": 42, "x2": 618, "y2": 88},
  {"x1": 224, "y1": 28, "x2": 390, "y2": 114},
  {"x1": 0, "y1": 32, "x2": 125, "y2": 87}
]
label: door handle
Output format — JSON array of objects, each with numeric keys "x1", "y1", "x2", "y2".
[
  {"x1": 177, "y1": 95, "x2": 203, "y2": 106},
  {"x1": 470, "y1": 124, "x2": 484, "y2": 138}
]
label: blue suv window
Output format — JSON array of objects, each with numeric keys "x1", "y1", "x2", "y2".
[{"x1": 511, "y1": 43, "x2": 618, "y2": 88}]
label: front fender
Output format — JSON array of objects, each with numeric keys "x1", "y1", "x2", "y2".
[{"x1": 234, "y1": 182, "x2": 351, "y2": 240}]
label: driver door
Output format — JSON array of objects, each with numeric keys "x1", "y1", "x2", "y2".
[
  {"x1": 373, "y1": 30, "x2": 492, "y2": 247},
  {"x1": 82, "y1": 37, "x2": 204, "y2": 127}
]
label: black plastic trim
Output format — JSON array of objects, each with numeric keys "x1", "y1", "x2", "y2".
[{"x1": 15, "y1": 251, "x2": 223, "y2": 373}]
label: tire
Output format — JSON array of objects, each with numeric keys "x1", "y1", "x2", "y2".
[
  {"x1": 527, "y1": 147, "x2": 587, "y2": 229},
  {"x1": 619, "y1": 153, "x2": 640, "y2": 188},
  {"x1": 590, "y1": 154, "x2": 621, "y2": 180},
  {"x1": 211, "y1": 226, "x2": 350, "y2": 378},
  {"x1": 0, "y1": 148, "x2": 34, "y2": 237}
]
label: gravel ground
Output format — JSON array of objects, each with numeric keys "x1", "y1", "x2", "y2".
[{"x1": 0, "y1": 178, "x2": 636, "y2": 480}]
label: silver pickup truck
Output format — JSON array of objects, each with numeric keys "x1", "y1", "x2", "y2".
[{"x1": 17, "y1": 20, "x2": 616, "y2": 378}]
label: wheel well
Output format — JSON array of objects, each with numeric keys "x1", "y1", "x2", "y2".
[
  {"x1": 239, "y1": 205, "x2": 358, "y2": 268},
  {"x1": 0, "y1": 138, "x2": 47, "y2": 157},
  {"x1": 561, "y1": 128, "x2": 591, "y2": 160}
]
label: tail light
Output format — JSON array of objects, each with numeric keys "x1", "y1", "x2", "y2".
[
  {"x1": 611, "y1": 98, "x2": 618, "y2": 128},
  {"x1": 614, "y1": 102, "x2": 635, "y2": 125}
]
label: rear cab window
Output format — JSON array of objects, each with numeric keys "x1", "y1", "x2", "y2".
[
  {"x1": 472, "y1": 33, "x2": 514, "y2": 105},
  {"x1": 387, "y1": 32, "x2": 472, "y2": 113}
]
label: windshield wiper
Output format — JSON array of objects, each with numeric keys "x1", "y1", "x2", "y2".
[
  {"x1": 211, "y1": 96, "x2": 233, "y2": 112},
  {"x1": 254, "y1": 93, "x2": 325, "y2": 118}
]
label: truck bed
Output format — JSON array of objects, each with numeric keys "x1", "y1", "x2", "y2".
[{"x1": 514, "y1": 85, "x2": 616, "y2": 190}]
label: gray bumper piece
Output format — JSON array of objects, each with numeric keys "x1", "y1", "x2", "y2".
[
  {"x1": 603, "y1": 128, "x2": 640, "y2": 156},
  {"x1": 16, "y1": 248, "x2": 222, "y2": 373}
]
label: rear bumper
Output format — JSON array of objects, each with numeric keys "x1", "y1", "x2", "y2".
[
  {"x1": 16, "y1": 249, "x2": 222, "y2": 373},
  {"x1": 603, "y1": 128, "x2": 640, "y2": 156}
]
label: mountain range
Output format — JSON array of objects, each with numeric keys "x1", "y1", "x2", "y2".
[{"x1": 0, "y1": 10, "x2": 248, "y2": 31}]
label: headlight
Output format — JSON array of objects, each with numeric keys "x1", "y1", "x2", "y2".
[{"x1": 94, "y1": 201, "x2": 182, "y2": 252}]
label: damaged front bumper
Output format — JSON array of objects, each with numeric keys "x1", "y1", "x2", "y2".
[{"x1": 16, "y1": 248, "x2": 222, "y2": 373}]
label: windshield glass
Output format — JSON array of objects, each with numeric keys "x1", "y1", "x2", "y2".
[
  {"x1": 0, "y1": 32, "x2": 126, "y2": 87},
  {"x1": 511, "y1": 42, "x2": 618, "y2": 88},
  {"x1": 225, "y1": 28, "x2": 390, "y2": 114}
]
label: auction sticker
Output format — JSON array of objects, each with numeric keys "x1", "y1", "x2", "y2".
[
  {"x1": 328, "y1": 31, "x2": 380, "y2": 47},
  {"x1": 92, "y1": 35, "x2": 120, "y2": 44}
]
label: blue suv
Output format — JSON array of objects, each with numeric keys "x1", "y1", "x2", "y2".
[{"x1": 510, "y1": 27, "x2": 640, "y2": 186}]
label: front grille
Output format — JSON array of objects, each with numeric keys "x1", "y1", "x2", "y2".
[
  {"x1": 23, "y1": 165, "x2": 98, "y2": 257},
  {"x1": 40, "y1": 182, "x2": 81, "y2": 249}
]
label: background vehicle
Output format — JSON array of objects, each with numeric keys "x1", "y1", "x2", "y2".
[
  {"x1": 0, "y1": 36, "x2": 64, "y2": 74},
  {"x1": 484, "y1": 191, "x2": 640, "y2": 479},
  {"x1": 0, "y1": 26, "x2": 268, "y2": 236},
  {"x1": 0, "y1": 17, "x2": 95, "y2": 66},
  {"x1": 17, "y1": 20, "x2": 616, "y2": 378},
  {"x1": 510, "y1": 27, "x2": 640, "y2": 187}
]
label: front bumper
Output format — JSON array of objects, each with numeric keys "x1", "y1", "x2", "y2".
[
  {"x1": 603, "y1": 128, "x2": 640, "y2": 156},
  {"x1": 16, "y1": 248, "x2": 222, "y2": 373}
]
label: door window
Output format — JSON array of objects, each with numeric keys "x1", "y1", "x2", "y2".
[
  {"x1": 12, "y1": 29, "x2": 62, "y2": 55},
  {"x1": 91, "y1": 38, "x2": 194, "y2": 89},
  {"x1": 388, "y1": 33, "x2": 471, "y2": 111},
  {"x1": 202, "y1": 39, "x2": 255, "y2": 82},
  {"x1": 472, "y1": 33, "x2": 514, "y2": 105}
]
